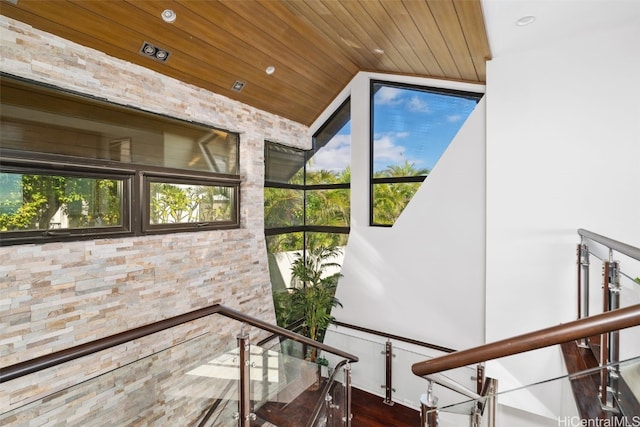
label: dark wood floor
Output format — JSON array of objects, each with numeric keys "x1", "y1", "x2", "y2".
[
  {"x1": 561, "y1": 339, "x2": 640, "y2": 421},
  {"x1": 256, "y1": 384, "x2": 420, "y2": 427},
  {"x1": 351, "y1": 388, "x2": 420, "y2": 427}
]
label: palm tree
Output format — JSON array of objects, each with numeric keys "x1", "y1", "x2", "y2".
[
  {"x1": 373, "y1": 161, "x2": 429, "y2": 225},
  {"x1": 289, "y1": 245, "x2": 343, "y2": 361}
]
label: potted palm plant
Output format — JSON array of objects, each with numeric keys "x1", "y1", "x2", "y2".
[{"x1": 289, "y1": 245, "x2": 343, "y2": 362}]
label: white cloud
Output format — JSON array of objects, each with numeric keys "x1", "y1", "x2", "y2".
[
  {"x1": 407, "y1": 95, "x2": 430, "y2": 113},
  {"x1": 373, "y1": 132, "x2": 407, "y2": 165},
  {"x1": 447, "y1": 114, "x2": 463, "y2": 122},
  {"x1": 375, "y1": 86, "x2": 403, "y2": 106},
  {"x1": 307, "y1": 134, "x2": 351, "y2": 172}
]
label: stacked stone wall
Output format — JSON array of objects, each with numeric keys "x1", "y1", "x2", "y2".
[{"x1": 0, "y1": 16, "x2": 310, "y2": 423}]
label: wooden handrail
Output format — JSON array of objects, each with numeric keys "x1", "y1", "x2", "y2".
[
  {"x1": 412, "y1": 304, "x2": 640, "y2": 377},
  {"x1": 333, "y1": 320, "x2": 456, "y2": 354},
  {"x1": 1, "y1": 303, "x2": 358, "y2": 383}
]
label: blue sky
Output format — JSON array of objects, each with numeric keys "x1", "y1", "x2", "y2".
[
  {"x1": 307, "y1": 85, "x2": 478, "y2": 174},
  {"x1": 372, "y1": 85, "x2": 478, "y2": 174}
]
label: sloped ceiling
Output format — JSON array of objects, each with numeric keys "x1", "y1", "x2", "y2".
[{"x1": 1, "y1": 0, "x2": 491, "y2": 126}]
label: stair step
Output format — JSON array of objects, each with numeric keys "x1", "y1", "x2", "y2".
[{"x1": 561, "y1": 340, "x2": 640, "y2": 421}]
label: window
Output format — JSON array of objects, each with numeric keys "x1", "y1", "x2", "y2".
[
  {"x1": 144, "y1": 175, "x2": 238, "y2": 232},
  {"x1": 264, "y1": 98, "x2": 351, "y2": 313},
  {"x1": 264, "y1": 98, "x2": 351, "y2": 244},
  {"x1": 0, "y1": 165, "x2": 130, "y2": 244},
  {"x1": 0, "y1": 74, "x2": 240, "y2": 245},
  {"x1": 371, "y1": 81, "x2": 481, "y2": 226}
]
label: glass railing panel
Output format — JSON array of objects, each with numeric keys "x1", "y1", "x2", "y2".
[
  {"x1": 327, "y1": 366, "x2": 347, "y2": 427},
  {"x1": 324, "y1": 326, "x2": 476, "y2": 410},
  {"x1": 0, "y1": 327, "x2": 241, "y2": 427},
  {"x1": 252, "y1": 336, "x2": 347, "y2": 427},
  {"x1": 324, "y1": 327, "x2": 386, "y2": 397},
  {"x1": 435, "y1": 353, "x2": 640, "y2": 426},
  {"x1": 584, "y1": 242, "x2": 640, "y2": 316},
  {"x1": 398, "y1": 351, "x2": 477, "y2": 411},
  {"x1": 307, "y1": 361, "x2": 349, "y2": 427}
]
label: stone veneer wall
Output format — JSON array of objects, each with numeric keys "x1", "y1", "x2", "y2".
[{"x1": 0, "y1": 16, "x2": 310, "y2": 423}]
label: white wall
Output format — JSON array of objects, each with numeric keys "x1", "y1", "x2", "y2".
[
  {"x1": 484, "y1": 4, "x2": 640, "y2": 419},
  {"x1": 324, "y1": 73, "x2": 487, "y2": 354},
  {"x1": 485, "y1": 6, "x2": 640, "y2": 345}
]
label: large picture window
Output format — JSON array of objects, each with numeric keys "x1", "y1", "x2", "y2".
[
  {"x1": 371, "y1": 81, "x2": 482, "y2": 226},
  {"x1": 0, "y1": 74, "x2": 240, "y2": 245},
  {"x1": 264, "y1": 98, "x2": 351, "y2": 325}
]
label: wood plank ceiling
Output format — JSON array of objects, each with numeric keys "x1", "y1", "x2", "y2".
[{"x1": 1, "y1": 0, "x2": 491, "y2": 126}]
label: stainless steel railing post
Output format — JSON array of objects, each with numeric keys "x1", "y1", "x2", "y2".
[
  {"x1": 486, "y1": 378, "x2": 498, "y2": 427},
  {"x1": 420, "y1": 381, "x2": 439, "y2": 427},
  {"x1": 578, "y1": 242, "x2": 590, "y2": 347},
  {"x1": 237, "y1": 326, "x2": 255, "y2": 427},
  {"x1": 344, "y1": 362, "x2": 353, "y2": 427},
  {"x1": 601, "y1": 257, "x2": 620, "y2": 409},
  {"x1": 382, "y1": 340, "x2": 395, "y2": 406}
]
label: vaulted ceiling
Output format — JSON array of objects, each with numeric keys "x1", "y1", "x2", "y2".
[{"x1": 1, "y1": 0, "x2": 491, "y2": 126}]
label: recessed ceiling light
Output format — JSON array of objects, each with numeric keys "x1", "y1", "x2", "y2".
[
  {"x1": 516, "y1": 15, "x2": 536, "y2": 26},
  {"x1": 162, "y1": 9, "x2": 176, "y2": 23},
  {"x1": 265, "y1": 66, "x2": 276, "y2": 75},
  {"x1": 231, "y1": 80, "x2": 246, "y2": 92},
  {"x1": 139, "y1": 41, "x2": 170, "y2": 63}
]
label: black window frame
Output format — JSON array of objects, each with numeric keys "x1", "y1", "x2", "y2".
[
  {"x1": 142, "y1": 172, "x2": 240, "y2": 234},
  {"x1": 264, "y1": 97, "x2": 352, "y2": 250},
  {"x1": 0, "y1": 75, "x2": 241, "y2": 246},
  {"x1": 0, "y1": 150, "x2": 135, "y2": 245},
  {"x1": 369, "y1": 80, "x2": 482, "y2": 226}
]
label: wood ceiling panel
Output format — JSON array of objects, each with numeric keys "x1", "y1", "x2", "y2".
[
  {"x1": 200, "y1": 1, "x2": 345, "y2": 90},
  {"x1": 337, "y1": 0, "x2": 414, "y2": 72},
  {"x1": 122, "y1": 0, "x2": 334, "y2": 117},
  {"x1": 358, "y1": 0, "x2": 430, "y2": 74},
  {"x1": 402, "y1": 0, "x2": 462, "y2": 80},
  {"x1": 125, "y1": 1, "x2": 330, "y2": 108},
  {"x1": 283, "y1": 0, "x2": 382, "y2": 71},
  {"x1": 379, "y1": 1, "x2": 444, "y2": 78},
  {"x1": 221, "y1": 0, "x2": 356, "y2": 79},
  {"x1": 255, "y1": 0, "x2": 359, "y2": 76},
  {"x1": 426, "y1": 0, "x2": 479, "y2": 81},
  {"x1": 452, "y1": 0, "x2": 492, "y2": 81},
  {"x1": 1, "y1": 0, "x2": 490, "y2": 126}
]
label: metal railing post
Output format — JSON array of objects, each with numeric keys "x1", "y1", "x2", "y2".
[
  {"x1": 486, "y1": 378, "x2": 498, "y2": 427},
  {"x1": 382, "y1": 340, "x2": 395, "y2": 406},
  {"x1": 236, "y1": 326, "x2": 255, "y2": 427},
  {"x1": 476, "y1": 363, "x2": 485, "y2": 394},
  {"x1": 420, "y1": 381, "x2": 439, "y2": 427},
  {"x1": 343, "y1": 362, "x2": 353, "y2": 427},
  {"x1": 601, "y1": 257, "x2": 620, "y2": 409},
  {"x1": 578, "y1": 242, "x2": 590, "y2": 347}
]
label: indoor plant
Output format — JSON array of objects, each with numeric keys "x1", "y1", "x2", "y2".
[{"x1": 289, "y1": 245, "x2": 343, "y2": 362}]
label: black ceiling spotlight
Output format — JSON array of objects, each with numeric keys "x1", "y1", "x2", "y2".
[
  {"x1": 139, "y1": 41, "x2": 170, "y2": 63},
  {"x1": 231, "y1": 80, "x2": 246, "y2": 92}
]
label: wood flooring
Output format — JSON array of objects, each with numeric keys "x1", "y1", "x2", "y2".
[{"x1": 256, "y1": 384, "x2": 420, "y2": 427}]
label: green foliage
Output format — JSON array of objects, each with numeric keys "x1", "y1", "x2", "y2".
[
  {"x1": 316, "y1": 356, "x2": 329, "y2": 366},
  {"x1": 0, "y1": 173, "x2": 121, "y2": 231},
  {"x1": 372, "y1": 161, "x2": 429, "y2": 225},
  {"x1": 272, "y1": 289, "x2": 304, "y2": 328},
  {"x1": 149, "y1": 183, "x2": 232, "y2": 224},
  {"x1": 289, "y1": 245, "x2": 343, "y2": 361},
  {"x1": 635, "y1": 277, "x2": 640, "y2": 284},
  {"x1": 264, "y1": 168, "x2": 351, "y2": 253},
  {"x1": 150, "y1": 183, "x2": 196, "y2": 224}
]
